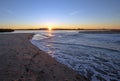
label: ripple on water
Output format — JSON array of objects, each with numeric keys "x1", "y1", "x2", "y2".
[{"x1": 31, "y1": 32, "x2": 120, "y2": 81}]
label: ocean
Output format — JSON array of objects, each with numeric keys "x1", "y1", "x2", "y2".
[{"x1": 30, "y1": 30, "x2": 120, "y2": 81}]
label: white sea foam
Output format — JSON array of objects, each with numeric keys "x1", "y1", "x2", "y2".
[{"x1": 30, "y1": 31, "x2": 120, "y2": 81}]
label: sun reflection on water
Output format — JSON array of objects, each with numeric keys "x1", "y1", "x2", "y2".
[
  {"x1": 48, "y1": 30, "x2": 52, "y2": 37},
  {"x1": 47, "y1": 25, "x2": 53, "y2": 37},
  {"x1": 47, "y1": 26, "x2": 54, "y2": 55}
]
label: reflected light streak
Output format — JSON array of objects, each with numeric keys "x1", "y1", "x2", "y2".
[{"x1": 48, "y1": 25, "x2": 53, "y2": 37}]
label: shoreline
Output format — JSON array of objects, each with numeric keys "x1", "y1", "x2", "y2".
[{"x1": 0, "y1": 33, "x2": 89, "y2": 81}]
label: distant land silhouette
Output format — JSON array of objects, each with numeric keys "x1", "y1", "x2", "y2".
[
  {"x1": 78, "y1": 29, "x2": 120, "y2": 34},
  {"x1": 14, "y1": 28, "x2": 120, "y2": 31},
  {"x1": 0, "y1": 29, "x2": 14, "y2": 32},
  {"x1": 0, "y1": 28, "x2": 120, "y2": 33}
]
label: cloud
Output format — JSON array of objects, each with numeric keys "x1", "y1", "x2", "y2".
[{"x1": 69, "y1": 11, "x2": 79, "y2": 16}]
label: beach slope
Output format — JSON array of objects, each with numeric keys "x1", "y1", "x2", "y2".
[{"x1": 0, "y1": 33, "x2": 88, "y2": 81}]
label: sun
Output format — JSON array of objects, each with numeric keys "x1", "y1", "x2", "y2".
[{"x1": 48, "y1": 25, "x2": 53, "y2": 31}]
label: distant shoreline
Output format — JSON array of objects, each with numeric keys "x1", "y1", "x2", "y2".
[
  {"x1": 78, "y1": 30, "x2": 120, "y2": 34},
  {"x1": 1, "y1": 28, "x2": 120, "y2": 34},
  {"x1": 15, "y1": 28, "x2": 120, "y2": 31},
  {"x1": 0, "y1": 29, "x2": 14, "y2": 32}
]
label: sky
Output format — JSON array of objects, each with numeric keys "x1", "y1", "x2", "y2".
[{"x1": 0, "y1": 0, "x2": 120, "y2": 29}]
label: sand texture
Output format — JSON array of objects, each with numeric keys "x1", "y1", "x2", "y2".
[{"x1": 0, "y1": 33, "x2": 89, "y2": 81}]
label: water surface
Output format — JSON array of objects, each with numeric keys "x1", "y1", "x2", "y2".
[{"x1": 30, "y1": 30, "x2": 120, "y2": 81}]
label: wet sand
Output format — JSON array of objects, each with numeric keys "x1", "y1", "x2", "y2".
[{"x1": 0, "y1": 33, "x2": 88, "y2": 81}]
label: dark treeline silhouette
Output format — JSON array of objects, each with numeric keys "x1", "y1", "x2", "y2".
[
  {"x1": 3, "y1": 28, "x2": 120, "y2": 32},
  {"x1": 78, "y1": 29, "x2": 120, "y2": 34},
  {"x1": 0, "y1": 29, "x2": 14, "y2": 32}
]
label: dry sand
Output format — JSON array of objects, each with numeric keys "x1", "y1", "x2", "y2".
[{"x1": 0, "y1": 33, "x2": 89, "y2": 81}]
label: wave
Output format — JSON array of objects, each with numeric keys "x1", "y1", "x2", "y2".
[{"x1": 31, "y1": 32, "x2": 120, "y2": 81}]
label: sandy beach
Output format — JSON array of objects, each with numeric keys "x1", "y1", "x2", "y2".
[{"x1": 0, "y1": 33, "x2": 88, "y2": 81}]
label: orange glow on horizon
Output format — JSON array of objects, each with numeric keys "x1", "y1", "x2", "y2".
[{"x1": 0, "y1": 24, "x2": 120, "y2": 30}]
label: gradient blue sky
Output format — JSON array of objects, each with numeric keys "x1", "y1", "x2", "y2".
[{"x1": 0, "y1": 0, "x2": 120, "y2": 29}]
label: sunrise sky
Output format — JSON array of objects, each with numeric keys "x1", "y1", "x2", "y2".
[{"x1": 0, "y1": 0, "x2": 120, "y2": 29}]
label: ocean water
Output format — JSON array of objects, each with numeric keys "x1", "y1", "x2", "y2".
[{"x1": 30, "y1": 30, "x2": 120, "y2": 81}]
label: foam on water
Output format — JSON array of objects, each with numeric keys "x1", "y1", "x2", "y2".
[{"x1": 30, "y1": 31, "x2": 120, "y2": 81}]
